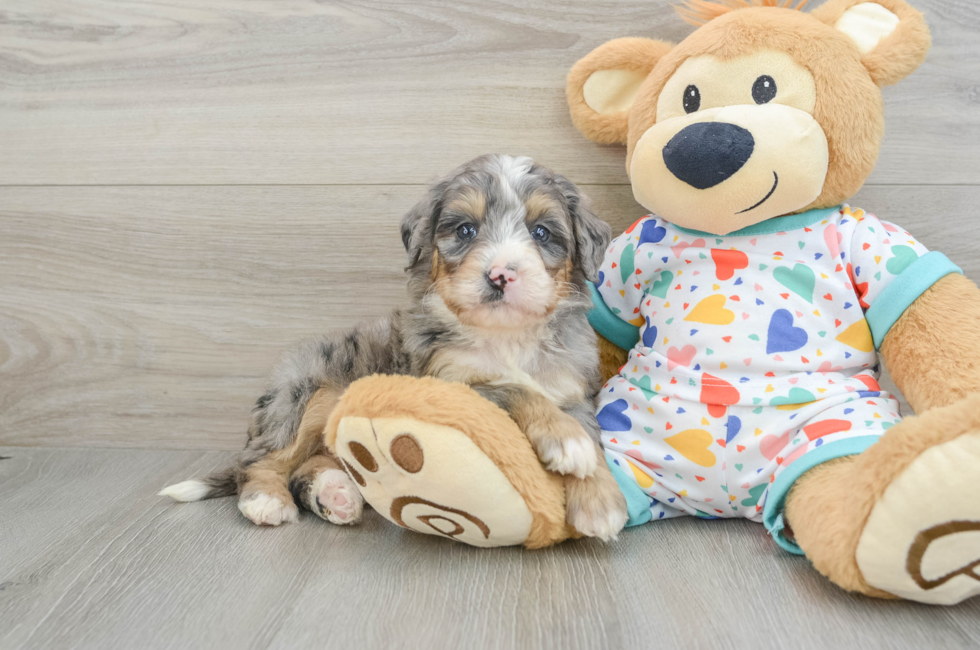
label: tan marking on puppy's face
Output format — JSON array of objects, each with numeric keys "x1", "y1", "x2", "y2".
[{"x1": 430, "y1": 165, "x2": 574, "y2": 331}]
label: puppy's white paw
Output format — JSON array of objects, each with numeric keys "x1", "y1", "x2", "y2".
[
  {"x1": 312, "y1": 468, "x2": 364, "y2": 525},
  {"x1": 569, "y1": 505, "x2": 629, "y2": 543},
  {"x1": 566, "y1": 471, "x2": 629, "y2": 542},
  {"x1": 537, "y1": 435, "x2": 598, "y2": 479},
  {"x1": 238, "y1": 493, "x2": 299, "y2": 527}
]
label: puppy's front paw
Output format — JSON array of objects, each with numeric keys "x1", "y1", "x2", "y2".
[
  {"x1": 311, "y1": 468, "x2": 364, "y2": 525},
  {"x1": 238, "y1": 492, "x2": 299, "y2": 527},
  {"x1": 566, "y1": 471, "x2": 628, "y2": 542},
  {"x1": 529, "y1": 413, "x2": 598, "y2": 479}
]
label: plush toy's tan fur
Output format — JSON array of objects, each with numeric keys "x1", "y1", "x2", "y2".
[
  {"x1": 785, "y1": 274, "x2": 980, "y2": 596},
  {"x1": 569, "y1": 0, "x2": 978, "y2": 603},
  {"x1": 811, "y1": 0, "x2": 931, "y2": 87},
  {"x1": 567, "y1": 38, "x2": 674, "y2": 145},
  {"x1": 567, "y1": 2, "x2": 930, "y2": 215},
  {"x1": 879, "y1": 273, "x2": 980, "y2": 412},
  {"x1": 324, "y1": 375, "x2": 572, "y2": 548}
]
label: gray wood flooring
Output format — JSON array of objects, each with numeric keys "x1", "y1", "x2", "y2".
[
  {"x1": 1, "y1": 0, "x2": 979, "y2": 648},
  {"x1": 2, "y1": 447, "x2": 979, "y2": 650}
]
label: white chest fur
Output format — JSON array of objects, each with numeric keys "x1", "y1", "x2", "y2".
[{"x1": 429, "y1": 327, "x2": 585, "y2": 406}]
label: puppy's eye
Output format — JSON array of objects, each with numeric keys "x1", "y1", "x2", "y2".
[
  {"x1": 456, "y1": 223, "x2": 478, "y2": 240},
  {"x1": 752, "y1": 75, "x2": 776, "y2": 104},
  {"x1": 530, "y1": 225, "x2": 551, "y2": 243},
  {"x1": 683, "y1": 85, "x2": 700, "y2": 113}
]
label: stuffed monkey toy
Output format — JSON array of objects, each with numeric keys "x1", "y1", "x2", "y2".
[
  {"x1": 324, "y1": 0, "x2": 979, "y2": 606},
  {"x1": 564, "y1": 0, "x2": 980, "y2": 605}
]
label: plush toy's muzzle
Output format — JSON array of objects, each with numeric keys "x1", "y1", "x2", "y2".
[{"x1": 631, "y1": 101, "x2": 829, "y2": 234}]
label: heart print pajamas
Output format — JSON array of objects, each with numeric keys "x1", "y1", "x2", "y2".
[{"x1": 588, "y1": 205, "x2": 962, "y2": 553}]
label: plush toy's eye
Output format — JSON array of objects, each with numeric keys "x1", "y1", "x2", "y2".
[
  {"x1": 456, "y1": 223, "x2": 478, "y2": 240},
  {"x1": 683, "y1": 85, "x2": 701, "y2": 113},
  {"x1": 530, "y1": 224, "x2": 551, "y2": 243},
  {"x1": 752, "y1": 75, "x2": 777, "y2": 104}
]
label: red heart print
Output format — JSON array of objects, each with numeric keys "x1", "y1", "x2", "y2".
[{"x1": 711, "y1": 249, "x2": 749, "y2": 281}]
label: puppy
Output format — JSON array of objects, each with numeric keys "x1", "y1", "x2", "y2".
[{"x1": 161, "y1": 154, "x2": 629, "y2": 540}]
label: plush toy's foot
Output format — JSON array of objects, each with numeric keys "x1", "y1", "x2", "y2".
[
  {"x1": 787, "y1": 394, "x2": 980, "y2": 604},
  {"x1": 324, "y1": 375, "x2": 573, "y2": 548}
]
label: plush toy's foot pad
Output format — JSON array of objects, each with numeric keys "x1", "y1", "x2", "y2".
[
  {"x1": 335, "y1": 416, "x2": 535, "y2": 547},
  {"x1": 856, "y1": 431, "x2": 980, "y2": 605}
]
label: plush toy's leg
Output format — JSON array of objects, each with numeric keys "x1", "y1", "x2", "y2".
[
  {"x1": 785, "y1": 394, "x2": 980, "y2": 604},
  {"x1": 288, "y1": 450, "x2": 364, "y2": 526},
  {"x1": 323, "y1": 375, "x2": 574, "y2": 548}
]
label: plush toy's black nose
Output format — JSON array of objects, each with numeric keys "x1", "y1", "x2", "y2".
[{"x1": 662, "y1": 122, "x2": 755, "y2": 190}]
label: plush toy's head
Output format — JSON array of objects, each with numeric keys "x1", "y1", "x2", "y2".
[{"x1": 567, "y1": 0, "x2": 930, "y2": 235}]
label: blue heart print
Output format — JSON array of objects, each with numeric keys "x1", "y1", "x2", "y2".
[
  {"x1": 597, "y1": 399, "x2": 632, "y2": 432},
  {"x1": 642, "y1": 317, "x2": 658, "y2": 347},
  {"x1": 596, "y1": 271, "x2": 604, "y2": 287},
  {"x1": 725, "y1": 415, "x2": 741, "y2": 443},
  {"x1": 638, "y1": 220, "x2": 667, "y2": 248},
  {"x1": 766, "y1": 309, "x2": 808, "y2": 354}
]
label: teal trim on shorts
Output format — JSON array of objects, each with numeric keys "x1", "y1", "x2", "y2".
[
  {"x1": 588, "y1": 282, "x2": 641, "y2": 351},
  {"x1": 606, "y1": 454, "x2": 653, "y2": 527},
  {"x1": 865, "y1": 251, "x2": 962, "y2": 349},
  {"x1": 672, "y1": 205, "x2": 841, "y2": 238},
  {"x1": 762, "y1": 435, "x2": 882, "y2": 555}
]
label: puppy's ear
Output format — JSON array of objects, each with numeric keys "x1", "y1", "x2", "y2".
[
  {"x1": 400, "y1": 180, "x2": 448, "y2": 270},
  {"x1": 556, "y1": 176, "x2": 611, "y2": 284}
]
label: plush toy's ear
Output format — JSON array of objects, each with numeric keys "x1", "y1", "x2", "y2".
[
  {"x1": 566, "y1": 38, "x2": 673, "y2": 145},
  {"x1": 813, "y1": 0, "x2": 930, "y2": 86}
]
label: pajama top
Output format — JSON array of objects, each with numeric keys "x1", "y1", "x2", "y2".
[{"x1": 588, "y1": 204, "x2": 962, "y2": 553}]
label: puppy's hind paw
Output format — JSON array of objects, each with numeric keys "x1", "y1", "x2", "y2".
[
  {"x1": 238, "y1": 493, "x2": 299, "y2": 527},
  {"x1": 566, "y1": 471, "x2": 629, "y2": 542},
  {"x1": 311, "y1": 468, "x2": 364, "y2": 525}
]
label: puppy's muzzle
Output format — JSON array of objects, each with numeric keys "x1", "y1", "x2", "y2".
[{"x1": 487, "y1": 266, "x2": 519, "y2": 292}]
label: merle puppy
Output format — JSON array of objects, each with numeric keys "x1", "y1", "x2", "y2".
[{"x1": 161, "y1": 154, "x2": 629, "y2": 540}]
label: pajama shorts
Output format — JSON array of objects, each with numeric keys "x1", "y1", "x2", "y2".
[{"x1": 599, "y1": 372, "x2": 901, "y2": 554}]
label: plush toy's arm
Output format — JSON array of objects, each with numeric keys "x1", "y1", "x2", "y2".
[{"x1": 880, "y1": 273, "x2": 980, "y2": 412}]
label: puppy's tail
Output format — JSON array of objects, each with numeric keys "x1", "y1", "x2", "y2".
[{"x1": 158, "y1": 466, "x2": 237, "y2": 502}]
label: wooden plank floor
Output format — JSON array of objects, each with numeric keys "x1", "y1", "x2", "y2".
[
  {"x1": 2, "y1": 447, "x2": 979, "y2": 650},
  {"x1": 1, "y1": 1, "x2": 979, "y2": 648}
]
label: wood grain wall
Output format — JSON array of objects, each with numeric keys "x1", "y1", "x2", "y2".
[{"x1": 1, "y1": 0, "x2": 978, "y2": 450}]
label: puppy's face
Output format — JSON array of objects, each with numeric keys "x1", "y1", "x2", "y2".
[{"x1": 402, "y1": 155, "x2": 610, "y2": 330}]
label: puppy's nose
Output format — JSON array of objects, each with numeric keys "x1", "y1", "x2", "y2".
[
  {"x1": 662, "y1": 122, "x2": 754, "y2": 190},
  {"x1": 488, "y1": 266, "x2": 518, "y2": 290}
]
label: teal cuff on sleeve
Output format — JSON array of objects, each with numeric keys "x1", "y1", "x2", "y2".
[
  {"x1": 762, "y1": 436, "x2": 882, "y2": 555},
  {"x1": 606, "y1": 453, "x2": 653, "y2": 528},
  {"x1": 587, "y1": 283, "x2": 640, "y2": 351},
  {"x1": 865, "y1": 251, "x2": 962, "y2": 349}
]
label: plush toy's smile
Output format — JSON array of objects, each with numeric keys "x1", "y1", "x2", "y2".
[{"x1": 736, "y1": 171, "x2": 778, "y2": 214}]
